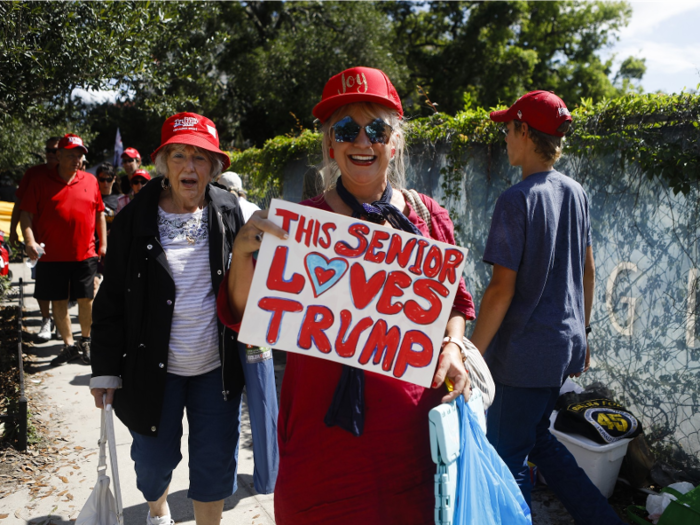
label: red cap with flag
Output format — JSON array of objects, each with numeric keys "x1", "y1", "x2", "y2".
[
  {"x1": 58, "y1": 133, "x2": 88, "y2": 153},
  {"x1": 489, "y1": 91, "x2": 572, "y2": 137},
  {"x1": 151, "y1": 112, "x2": 230, "y2": 170},
  {"x1": 312, "y1": 67, "x2": 403, "y2": 123}
]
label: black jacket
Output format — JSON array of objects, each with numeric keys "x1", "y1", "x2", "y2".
[{"x1": 91, "y1": 177, "x2": 246, "y2": 436}]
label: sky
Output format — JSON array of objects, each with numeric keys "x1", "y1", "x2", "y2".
[{"x1": 604, "y1": 0, "x2": 700, "y2": 93}]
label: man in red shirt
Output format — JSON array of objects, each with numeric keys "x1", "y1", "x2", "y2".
[
  {"x1": 10, "y1": 137, "x2": 61, "y2": 341},
  {"x1": 20, "y1": 134, "x2": 107, "y2": 365}
]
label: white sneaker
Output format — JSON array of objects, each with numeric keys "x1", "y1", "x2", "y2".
[
  {"x1": 146, "y1": 510, "x2": 174, "y2": 525},
  {"x1": 36, "y1": 317, "x2": 52, "y2": 342}
]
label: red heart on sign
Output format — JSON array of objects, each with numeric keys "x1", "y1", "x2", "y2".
[
  {"x1": 314, "y1": 267, "x2": 336, "y2": 286},
  {"x1": 349, "y1": 263, "x2": 387, "y2": 310}
]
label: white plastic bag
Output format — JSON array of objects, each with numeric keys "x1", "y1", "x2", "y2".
[
  {"x1": 461, "y1": 337, "x2": 496, "y2": 409},
  {"x1": 646, "y1": 482, "x2": 695, "y2": 524},
  {"x1": 76, "y1": 400, "x2": 124, "y2": 525}
]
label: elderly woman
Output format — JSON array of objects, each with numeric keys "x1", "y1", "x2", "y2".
[
  {"x1": 221, "y1": 67, "x2": 476, "y2": 524},
  {"x1": 90, "y1": 112, "x2": 246, "y2": 525}
]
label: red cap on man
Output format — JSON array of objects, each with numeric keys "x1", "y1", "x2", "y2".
[
  {"x1": 489, "y1": 90, "x2": 572, "y2": 137},
  {"x1": 58, "y1": 133, "x2": 88, "y2": 154},
  {"x1": 312, "y1": 66, "x2": 403, "y2": 123},
  {"x1": 130, "y1": 169, "x2": 151, "y2": 181},
  {"x1": 151, "y1": 112, "x2": 230, "y2": 170},
  {"x1": 121, "y1": 147, "x2": 141, "y2": 160}
]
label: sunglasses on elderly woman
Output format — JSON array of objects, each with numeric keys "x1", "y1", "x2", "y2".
[{"x1": 331, "y1": 116, "x2": 393, "y2": 145}]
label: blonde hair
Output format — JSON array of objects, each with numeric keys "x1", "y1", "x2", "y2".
[
  {"x1": 514, "y1": 120, "x2": 570, "y2": 163},
  {"x1": 318, "y1": 102, "x2": 407, "y2": 194},
  {"x1": 154, "y1": 144, "x2": 225, "y2": 180}
]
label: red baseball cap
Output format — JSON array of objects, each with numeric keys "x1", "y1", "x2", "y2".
[
  {"x1": 151, "y1": 112, "x2": 231, "y2": 170},
  {"x1": 130, "y1": 169, "x2": 151, "y2": 181},
  {"x1": 312, "y1": 67, "x2": 403, "y2": 123},
  {"x1": 58, "y1": 133, "x2": 88, "y2": 153},
  {"x1": 121, "y1": 147, "x2": 141, "y2": 159},
  {"x1": 490, "y1": 91, "x2": 572, "y2": 137}
]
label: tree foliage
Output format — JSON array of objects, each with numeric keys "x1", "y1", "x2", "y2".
[
  {"x1": 1, "y1": 0, "x2": 648, "y2": 178},
  {"x1": 385, "y1": 1, "x2": 635, "y2": 116}
]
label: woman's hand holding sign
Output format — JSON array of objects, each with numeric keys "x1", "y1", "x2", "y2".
[{"x1": 229, "y1": 209, "x2": 289, "y2": 322}]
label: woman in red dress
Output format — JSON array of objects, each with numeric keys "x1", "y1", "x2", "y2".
[{"x1": 221, "y1": 67, "x2": 476, "y2": 524}]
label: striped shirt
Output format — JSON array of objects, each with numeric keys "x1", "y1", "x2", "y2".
[{"x1": 158, "y1": 206, "x2": 220, "y2": 377}]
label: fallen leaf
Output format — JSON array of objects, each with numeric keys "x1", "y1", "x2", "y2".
[
  {"x1": 65, "y1": 493, "x2": 73, "y2": 500},
  {"x1": 0, "y1": 513, "x2": 8, "y2": 519},
  {"x1": 253, "y1": 515, "x2": 260, "y2": 519},
  {"x1": 74, "y1": 446, "x2": 84, "y2": 451},
  {"x1": 59, "y1": 476, "x2": 68, "y2": 483}
]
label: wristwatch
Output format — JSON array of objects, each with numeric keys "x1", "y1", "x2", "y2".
[
  {"x1": 585, "y1": 325, "x2": 592, "y2": 335},
  {"x1": 443, "y1": 336, "x2": 468, "y2": 363}
]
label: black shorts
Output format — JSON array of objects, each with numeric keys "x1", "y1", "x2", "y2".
[{"x1": 34, "y1": 258, "x2": 98, "y2": 301}]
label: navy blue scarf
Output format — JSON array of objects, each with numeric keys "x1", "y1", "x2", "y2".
[{"x1": 324, "y1": 177, "x2": 423, "y2": 436}]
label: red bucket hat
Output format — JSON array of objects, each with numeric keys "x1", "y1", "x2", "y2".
[
  {"x1": 312, "y1": 67, "x2": 403, "y2": 123},
  {"x1": 151, "y1": 112, "x2": 230, "y2": 170},
  {"x1": 489, "y1": 90, "x2": 572, "y2": 137},
  {"x1": 58, "y1": 133, "x2": 88, "y2": 154}
]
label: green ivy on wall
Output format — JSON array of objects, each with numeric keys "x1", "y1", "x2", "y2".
[{"x1": 226, "y1": 91, "x2": 700, "y2": 198}]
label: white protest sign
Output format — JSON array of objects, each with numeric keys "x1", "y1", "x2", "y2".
[{"x1": 238, "y1": 199, "x2": 469, "y2": 388}]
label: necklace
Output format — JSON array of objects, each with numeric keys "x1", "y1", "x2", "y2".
[{"x1": 186, "y1": 209, "x2": 203, "y2": 245}]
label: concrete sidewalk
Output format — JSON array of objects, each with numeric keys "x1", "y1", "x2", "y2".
[{"x1": 1, "y1": 262, "x2": 276, "y2": 525}]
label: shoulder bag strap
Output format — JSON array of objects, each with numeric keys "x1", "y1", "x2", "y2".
[{"x1": 401, "y1": 188, "x2": 433, "y2": 236}]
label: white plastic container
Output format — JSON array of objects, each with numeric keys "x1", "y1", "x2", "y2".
[{"x1": 548, "y1": 411, "x2": 632, "y2": 498}]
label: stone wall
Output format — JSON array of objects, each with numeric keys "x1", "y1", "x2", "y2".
[{"x1": 274, "y1": 142, "x2": 700, "y2": 466}]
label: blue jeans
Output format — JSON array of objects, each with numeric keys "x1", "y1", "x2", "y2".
[
  {"x1": 486, "y1": 382, "x2": 624, "y2": 525},
  {"x1": 130, "y1": 368, "x2": 243, "y2": 502},
  {"x1": 238, "y1": 342, "x2": 279, "y2": 494}
]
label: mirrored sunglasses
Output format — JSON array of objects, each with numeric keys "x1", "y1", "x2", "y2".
[{"x1": 331, "y1": 116, "x2": 392, "y2": 145}]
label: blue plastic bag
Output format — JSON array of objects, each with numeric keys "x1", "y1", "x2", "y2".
[{"x1": 453, "y1": 395, "x2": 532, "y2": 525}]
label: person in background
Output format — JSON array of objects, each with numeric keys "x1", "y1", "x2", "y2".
[
  {"x1": 469, "y1": 91, "x2": 623, "y2": 524},
  {"x1": 119, "y1": 147, "x2": 142, "y2": 194},
  {"x1": 217, "y1": 172, "x2": 260, "y2": 221},
  {"x1": 10, "y1": 136, "x2": 61, "y2": 341},
  {"x1": 116, "y1": 169, "x2": 151, "y2": 213},
  {"x1": 220, "y1": 66, "x2": 475, "y2": 524},
  {"x1": 20, "y1": 133, "x2": 106, "y2": 366},
  {"x1": 90, "y1": 112, "x2": 248, "y2": 525},
  {"x1": 215, "y1": 170, "x2": 278, "y2": 494},
  {"x1": 94, "y1": 162, "x2": 118, "y2": 295}
]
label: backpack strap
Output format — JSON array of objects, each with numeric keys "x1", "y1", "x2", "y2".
[{"x1": 401, "y1": 188, "x2": 433, "y2": 236}]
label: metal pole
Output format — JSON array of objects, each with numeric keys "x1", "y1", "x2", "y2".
[{"x1": 17, "y1": 278, "x2": 27, "y2": 451}]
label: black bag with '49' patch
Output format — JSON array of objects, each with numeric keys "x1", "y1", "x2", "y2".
[{"x1": 554, "y1": 392, "x2": 643, "y2": 444}]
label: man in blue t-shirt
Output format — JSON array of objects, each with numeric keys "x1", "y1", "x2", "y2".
[{"x1": 470, "y1": 91, "x2": 623, "y2": 524}]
